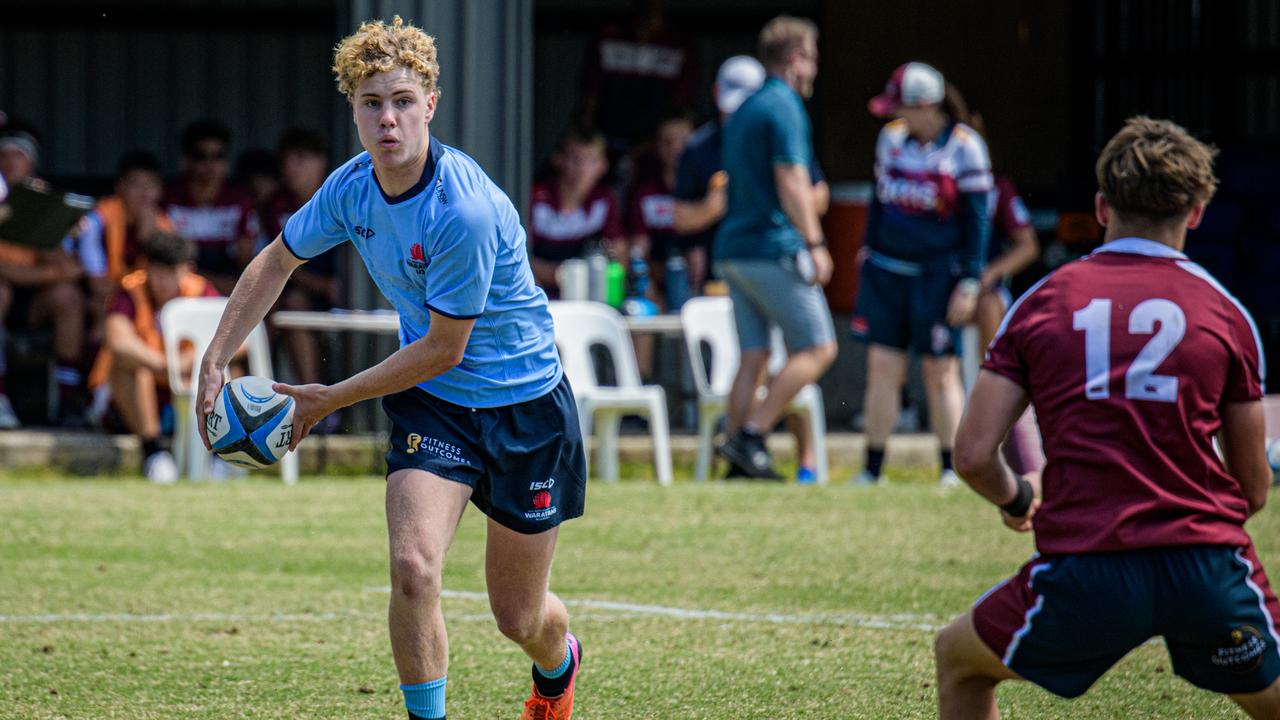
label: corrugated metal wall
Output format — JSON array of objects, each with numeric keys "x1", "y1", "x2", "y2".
[
  {"x1": 338, "y1": 0, "x2": 533, "y2": 207},
  {"x1": 0, "y1": 4, "x2": 339, "y2": 184}
]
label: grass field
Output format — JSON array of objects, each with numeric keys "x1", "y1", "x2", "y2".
[{"x1": 3, "y1": 471, "x2": 1277, "y2": 719}]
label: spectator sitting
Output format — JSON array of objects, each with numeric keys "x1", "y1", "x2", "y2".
[
  {"x1": 234, "y1": 147, "x2": 281, "y2": 251},
  {"x1": 0, "y1": 127, "x2": 88, "y2": 428},
  {"x1": 164, "y1": 119, "x2": 259, "y2": 294},
  {"x1": 528, "y1": 127, "x2": 624, "y2": 296},
  {"x1": 86, "y1": 232, "x2": 220, "y2": 484},
  {"x1": 626, "y1": 108, "x2": 694, "y2": 310},
  {"x1": 67, "y1": 150, "x2": 175, "y2": 346},
  {"x1": 264, "y1": 128, "x2": 342, "y2": 391}
]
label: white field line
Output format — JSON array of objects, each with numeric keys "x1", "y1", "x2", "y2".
[
  {"x1": 366, "y1": 587, "x2": 945, "y2": 632},
  {"x1": 0, "y1": 591, "x2": 943, "y2": 632}
]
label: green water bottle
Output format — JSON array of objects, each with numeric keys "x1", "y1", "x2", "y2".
[{"x1": 605, "y1": 259, "x2": 626, "y2": 308}]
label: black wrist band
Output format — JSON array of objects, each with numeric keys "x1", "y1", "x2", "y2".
[
  {"x1": 999, "y1": 476, "x2": 1034, "y2": 517},
  {"x1": 807, "y1": 237, "x2": 827, "y2": 248}
]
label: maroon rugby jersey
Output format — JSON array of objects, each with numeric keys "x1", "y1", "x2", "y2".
[
  {"x1": 163, "y1": 181, "x2": 258, "y2": 249},
  {"x1": 984, "y1": 237, "x2": 1264, "y2": 554},
  {"x1": 528, "y1": 181, "x2": 622, "y2": 263}
]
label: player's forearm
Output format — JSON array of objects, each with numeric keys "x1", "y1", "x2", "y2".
[
  {"x1": 1219, "y1": 400, "x2": 1271, "y2": 516},
  {"x1": 203, "y1": 240, "x2": 296, "y2": 368},
  {"x1": 325, "y1": 337, "x2": 461, "y2": 411},
  {"x1": 672, "y1": 198, "x2": 723, "y2": 234},
  {"x1": 986, "y1": 227, "x2": 1040, "y2": 283},
  {"x1": 775, "y1": 165, "x2": 822, "y2": 245},
  {"x1": 953, "y1": 447, "x2": 1019, "y2": 505},
  {"x1": 958, "y1": 191, "x2": 991, "y2": 279}
]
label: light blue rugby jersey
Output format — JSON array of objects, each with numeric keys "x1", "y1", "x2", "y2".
[{"x1": 283, "y1": 136, "x2": 561, "y2": 408}]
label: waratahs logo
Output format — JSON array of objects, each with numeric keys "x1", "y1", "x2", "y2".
[
  {"x1": 532, "y1": 490, "x2": 552, "y2": 510},
  {"x1": 406, "y1": 243, "x2": 427, "y2": 274}
]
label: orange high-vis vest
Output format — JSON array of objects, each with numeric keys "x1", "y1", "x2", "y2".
[
  {"x1": 88, "y1": 268, "x2": 211, "y2": 390},
  {"x1": 93, "y1": 197, "x2": 175, "y2": 283}
]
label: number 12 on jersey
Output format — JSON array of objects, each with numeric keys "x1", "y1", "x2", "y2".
[{"x1": 1072, "y1": 298, "x2": 1187, "y2": 403}]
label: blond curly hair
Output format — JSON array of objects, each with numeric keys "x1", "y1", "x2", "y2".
[
  {"x1": 332, "y1": 16, "x2": 441, "y2": 102},
  {"x1": 1096, "y1": 116, "x2": 1217, "y2": 219}
]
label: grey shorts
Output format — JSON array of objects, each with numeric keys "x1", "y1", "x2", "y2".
[{"x1": 716, "y1": 255, "x2": 836, "y2": 353}]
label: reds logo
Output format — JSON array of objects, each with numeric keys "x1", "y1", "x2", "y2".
[
  {"x1": 405, "y1": 243, "x2": 427, "y2": 274},
  {"x1": 532, "y1": 491, "x2": 552, "y2": 510}
]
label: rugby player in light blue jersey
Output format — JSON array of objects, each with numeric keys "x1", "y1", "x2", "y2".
[{"x1": 195, "y1": 17, "x2": 585, "y2": 720}]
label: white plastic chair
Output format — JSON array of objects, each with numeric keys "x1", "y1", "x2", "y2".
[
  {"x1": 680, "y1": 296, "x2": 828, "y2": 484},
  {"x1": 158, "y1": 297, "x2": 298, "y2": 484},
  {"x1": 547, "y1": 301, "x2": 673, "y2": 485}
]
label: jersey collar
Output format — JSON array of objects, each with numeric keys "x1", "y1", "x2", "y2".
[
  {"x1": 1091, "y1": 236, "x2": 1187, "y2": 260},
  {"x1": 373, "y1": 135, "x2": 445, "y2": 205}
]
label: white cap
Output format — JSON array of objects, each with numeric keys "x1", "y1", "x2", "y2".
[
  {"x1": 715, "y1": 55, "x2": 766, "y2": 115},
  {"x1": 868, "y1": 62, "x2": 945, "y2": 117}
]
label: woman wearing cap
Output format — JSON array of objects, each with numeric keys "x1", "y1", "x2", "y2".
[{"x1": 851, "y1": 62, "x2": 994, "y2": 487}]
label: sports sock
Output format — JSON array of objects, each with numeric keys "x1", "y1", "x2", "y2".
[
  {"x1": 401, "y1": 676, "x2": 446, "y2": 720},
  {"x1": 940, "y1": 449, "x2": 954, "y2": 473},
  {"x1": 865, "y1": 447, "x2": 886, "y2": 478},
  {"x1": 740, "y1": 424, "x2": 764, "y2": 440},
  {"x1": 141, "y1": 437, "x2": 162, "y2": 459},
  {"x1": 532, "y1": 637, "x2": 575, "y2": 698},
  {"x1": 55, "y1": 365, "x2": 82, "y2": 406}
]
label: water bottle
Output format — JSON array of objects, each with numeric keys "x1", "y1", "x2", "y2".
[
  {"x1": 664, "y1": 254, "x2": 690, "y2": 311},
  {"x1": 586, "y1": 245, "x2": 608, "y2": 303},
  {"x1": 623, "y1": 246, "x2": 659, "y2": 316},
  {"x1": 628, "y1": 246, "x2": 651, "y2": 298},
  {"x1": 605, "y1": 257, "x2": 626, "y2": 308}
]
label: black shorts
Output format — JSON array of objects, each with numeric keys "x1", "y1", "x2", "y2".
[
  {"x1": 851, "y1": 256, "x2": 961, "y2": 357},
  {"x1": 382, "y1": 375, "x2": 587, "y2": 534},
  {"x1": 974, "y1": 545, "x2": 1280, "y2": 698}
]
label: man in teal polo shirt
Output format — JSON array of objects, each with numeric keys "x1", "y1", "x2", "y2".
[{"x1": 714, "y1": 15, "x2": 837, "y2": 479}]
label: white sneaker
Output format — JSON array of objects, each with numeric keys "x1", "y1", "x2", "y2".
[
  {"x1": 852, "y1": 469, "x2": 885, "y2": 486},
  {"x1": 144, "y1": 451, "x2": 179, "y2": 485},
  {"x1": 208, "y1": 455, "x2": 247, "y2": 481},
  {"x1": 0, "y1": 394, "x2": 20, "y2": 429},
  {"x1": 939, "y1": 469, "x2": 962, "y2": 488}
]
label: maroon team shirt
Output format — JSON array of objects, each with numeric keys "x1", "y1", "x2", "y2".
[
  {"x1": 528, "y1": 181, "x2": 623, "y2": 263},
  {"x1": 985, "y1": 237, "x2": 1264, "y2": 555},
  {"x1": 163, "y1": 182, "x2": 258, "y2": 253}
]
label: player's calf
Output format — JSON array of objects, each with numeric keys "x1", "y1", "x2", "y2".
[{"x1": 935, "y1": 612, "x2": 1021, "y2": 720}]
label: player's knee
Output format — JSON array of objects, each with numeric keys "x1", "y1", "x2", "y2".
[
  {"x1": 933, "y1": 620, "x2": 976, "y2": 681},
  {"x1": 389, "y1": 550, "x2": 443, "y2": 602},
  {"x1": 492, "y1": 606, "x2": 542, "y2": 645}
]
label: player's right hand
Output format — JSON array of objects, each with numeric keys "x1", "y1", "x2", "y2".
[
  {"x1": 1000, "y1": 497, "x2": 1039, "y2": 533},
  {"x1": 195, "y1": 360, "x2": 225, "y2": 451}
]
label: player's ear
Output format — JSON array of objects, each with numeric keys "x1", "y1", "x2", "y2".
[
  {"x1": 1184, "y1": 201, "x2": 1206, "y2": 230},
  {"x1": 1094, "y1": 192, "x2": 1110, "y2": 228},
  {"x1": 424, "y1": 91, "x2": 437, "y2": 124}
]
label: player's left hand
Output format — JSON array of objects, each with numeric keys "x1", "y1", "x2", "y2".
[
  {"x1": 810, "y1": 246, "x2": 834, "y2": 286},
  {"x1": 946, "y1": 283, "x2": 979, "y2": 325},
  {"x1": 272, "y1": 382, "x2": 336, "y2": 452},
  {"x1": 1000, "y1": 497, "x2": 1039, "y2": 532}
]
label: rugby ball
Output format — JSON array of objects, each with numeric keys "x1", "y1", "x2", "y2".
[{"x1": 206, "y1": 376, "x2": 295, "y2": 469}]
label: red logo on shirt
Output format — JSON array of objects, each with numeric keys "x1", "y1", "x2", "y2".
[
  {"x1": 406, "y1": 243, "x2": 427, "y2": 274},
  {"x1": 532, "y1": 491, "x2": 552, "y2": 510}
]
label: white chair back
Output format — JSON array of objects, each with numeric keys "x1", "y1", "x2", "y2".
[
  {"x1": 157, "y1": 297, "x2": 294, "y2": 484},
  {"x1": 547, "y1": 301, "x2": 643, "y2": 392},
  {"x1": 159, "y1": 297, "x2": 271, "y2": 394},
  {"x1": 679, "y1": 296, "x2": 739, "y2": 398}
]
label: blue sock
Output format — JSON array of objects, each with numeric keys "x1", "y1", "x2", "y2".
[
  {"x1": 401, "y1": 676, "x2": 446, "y2": 720},
  {"x1": 532, "y1": 637, "x2": 574, "y2": 696}
]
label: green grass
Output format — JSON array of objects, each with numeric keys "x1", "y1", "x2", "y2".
[{"x1": 2, "y1": 473, "x2": 1277, "y2": 718}]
